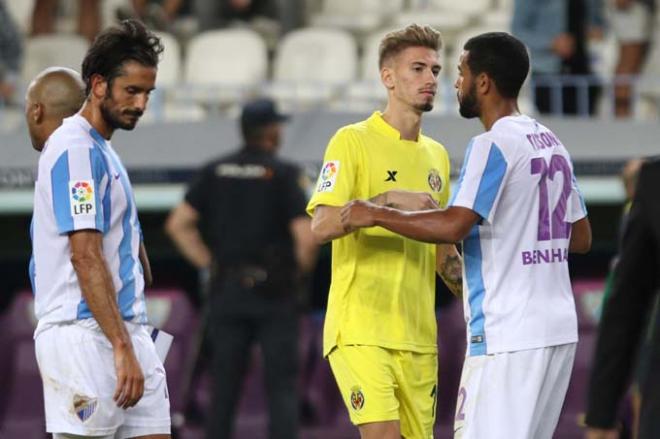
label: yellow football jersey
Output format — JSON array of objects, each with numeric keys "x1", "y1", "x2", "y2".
[{"x1": 307, "y1": 112, "x2": 451, "y2": 356}]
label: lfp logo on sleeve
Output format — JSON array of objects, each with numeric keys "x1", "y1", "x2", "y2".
[
  {"x1": 69, "y1": 180, "x2": 96, "y2": 216},
  {"x1": 317, "y1": 161, "x2": 339, "y2": 193}
]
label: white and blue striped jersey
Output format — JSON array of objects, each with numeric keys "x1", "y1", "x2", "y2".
[
  {"x1": 450, "y1": 115, "x2": 587, "y2": 356},
  {"x1": 31, "y1": 114, "x2": 147, "y2": 334}
]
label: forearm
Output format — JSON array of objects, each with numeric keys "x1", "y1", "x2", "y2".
[
  {"x1": 72, "y1": 255, "x2": 132, "y2": 349},
  {"x1": 138, "y1": 241, "x2": 153, "y2": 287},
  {"x1": 437, "y1": 244, "x2": 463, "y2": 298},
  {"x1": 373, "y1": 208, "x2": 463, "y2": 244},
  {"x1": 169, "y1": 226, "x2": 212, "y2": 269}
]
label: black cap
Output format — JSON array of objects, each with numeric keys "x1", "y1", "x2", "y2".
[{"x1": 240, "y1": 98, "x2": 289, "y2": 128}]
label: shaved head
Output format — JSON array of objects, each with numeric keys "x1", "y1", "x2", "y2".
[{"x1": 25, "y1": 67, "x2": 85, "y2": 151}]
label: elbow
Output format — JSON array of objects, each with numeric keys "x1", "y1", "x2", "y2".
[
  {"x1": 70, "y1": 246, "x2": 100, "y2": 272},
  {"x1": 573, "y1": 237, "x2": 592, "y2": 254},
  {"x1": 164, "y1": 214, "x2": 181, "y2": 241},
  {"x1": 310, "y1": 221, "x2": 331, "y2": 245}
]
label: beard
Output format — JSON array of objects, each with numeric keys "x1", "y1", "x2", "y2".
[
  {"x1": 415, "y1": 101, "x2": 434, "y2": 112},
  {"x1": 100, "y1": 92, "x2": 143, "y2": 131},
  {"x1": 458, "y1": 83, "x2": 479, "y2": 119}
]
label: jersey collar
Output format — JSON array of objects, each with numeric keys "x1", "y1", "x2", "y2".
[{"x1": 367, "y1": 111, "x2": 422, "y2": 143}]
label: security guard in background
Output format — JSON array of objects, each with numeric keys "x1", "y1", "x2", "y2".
[{"x1": 165, "y1": 98, "x2": 318, "y2": 439}]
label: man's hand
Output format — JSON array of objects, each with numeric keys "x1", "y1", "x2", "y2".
[
  {"x1": 113, "y1": 343, "x2": 145, "y2": 409},
  {"x1": 584, "y1": 428, "x2": 619, "y2": 439},
  {"x1": 552, "y1": 33, "x2": 576, "y2": 59},
  {"x1": 614, "y1": 0, "x2": 634, "y2": 10},
  {"x1": 340, "y1": 200, "x2": 380, "y2": 232},
  {"x1": 379, "y1": 190, "x2": 439, "y2": 211}
]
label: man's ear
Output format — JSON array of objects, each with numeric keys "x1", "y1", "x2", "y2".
[
  {"x1": 90, "y1": 74, "x2": 107, "y2": 100},
  {"x1": 31, "y1": 102, "x2": 44, "y2": 125},
  {"x1": 477, "y1": 72, "x2": 491, "y2": 95},
  {"x1": 381, "y1": 65, "x2": 395, "y2": 90}
]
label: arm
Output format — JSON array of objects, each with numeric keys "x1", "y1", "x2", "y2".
[
  {"x1": 164, "y1": 201, "x2": 212, "y2": 269},
  {"x1": 139, "y1": 241, "x2": 153, "y2": 287},
  {"x1": 289, "y1": 216, "x2": 319, "y2": 274},
  {"x1": 69, "y1": 230, "x2": 144, "y2": 409},
  {"x1": 569, "y1": 216, "x2": 592, "y2": 254},
  {"x1": 311, "y1": 191, "x2": 438, "y2": 244},
  {"x1": 436, "y1": 244, "x2": 463, "y2": 298},
  {"x1": 585, "y1": 165, "x2": 658, "y2": 429},
  {"x1": 341, "y1": 201, "x2": 480, "y2": 244}
]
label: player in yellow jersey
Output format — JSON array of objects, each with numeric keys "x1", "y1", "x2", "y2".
[{"x1": 306, "y1": 24, "x2": 462, "y2": 439}]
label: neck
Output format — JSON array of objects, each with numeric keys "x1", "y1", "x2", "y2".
[
  {"x1": 480, "y1": 98, "x2": 520, "y2": 131},
  {"x1": 382, "y1": 100, "x2": 423, "y2": 141},
  {"x1": 80, "y1": 99, "x2": 114, "y2": 140}
]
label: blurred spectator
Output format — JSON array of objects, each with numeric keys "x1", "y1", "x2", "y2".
[
  {"x1": 610, "y1": 0, "x2": 656, "y2": 118},
  {"x1": 165, "y1": 98, "x2": 317, "y2": 439},
  {"x1": 193, "y1": 0, "x2": 280, "y2": 46},
  {"x1": 0, "y1": 0, "x2": 23, "y2": 105},
  {"x1": 512, "y1": 0, "x2": 605, "y2": 116},
  {"x1": 585, "y1": 158, "x2": 660, "y2": 439},
  {"x1": 31, "y1": 0, "x2": 101, "y2": 42},
  {"x1": 118, "y1": 0, "x2": 191, "y2": 31}
]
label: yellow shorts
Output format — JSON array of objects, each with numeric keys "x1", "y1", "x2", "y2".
[{"x1": 328, "y1": 344, "x2": 438, "y2": 439}]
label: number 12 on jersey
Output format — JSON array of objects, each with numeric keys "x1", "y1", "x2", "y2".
[{"x1": 531, "y1": 155, "x2": 572, "y2": 241}]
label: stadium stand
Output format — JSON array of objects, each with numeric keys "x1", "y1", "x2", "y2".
[
  {"x1": 20, "y1": 34, "x2": 89, "y2": 85},
  {"x1": 309, "y1": 0, "x2": 404, "y2": 37},
  {"x1": 266, "y1": 27, "x2": 358, "y2": 107}
]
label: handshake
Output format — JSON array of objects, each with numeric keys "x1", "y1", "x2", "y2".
[{"x1": 340, "y1": 190, "x2": 439, "y2": 232}]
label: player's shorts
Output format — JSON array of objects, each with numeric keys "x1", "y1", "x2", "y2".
[
  {"x1": 611, "y1": 2, "x2": 654, "y2": 43},
  {"x1": 328, "y1": 344, "x2": 437, "y2": 439},
  {"x1": 35, "y1": 320, "x2": 171, "y2": 438},
  {"x1": 453, "y1": 343, "x2": 576, "y2": 439}
]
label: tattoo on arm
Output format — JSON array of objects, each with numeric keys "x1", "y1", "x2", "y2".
[{"x1": 439, "y1": 254, "x2": 463, "y2": 298}]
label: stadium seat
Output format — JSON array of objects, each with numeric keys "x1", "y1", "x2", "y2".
[
  {"x1": 266, "y1": 28, "x2": 358, "y2": 107},
  {"x1": 4, "y1": 0, "x2": 34, "y2": 34},
  {"x1": 21, "y1": 35, "x2": 89, "y2": 84},
  {"x1": 145, "y1": 289, "x2": 200, "y2": 415},
  {"x1": 310, "y1": 0, "x2": 404, "y2": 36},
  {"x1": 153, "y1": 31, "x2": 182, "y2": 90},
  {"x1": 410, "y1": 0, "x2": 493, "y2": 17},
  {"x1": 637, "y1": 29, "x2": 660, "y2": 118},
  {"x1": 0, "y1": 291, "x2": 46, "y2": 438},
  {"x1": 181, "y1": 29, "x2": 268, "y2": 106}
]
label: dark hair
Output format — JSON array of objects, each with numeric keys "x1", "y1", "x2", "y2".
[
  {"x1": 379, "y1": 24, "x2": 442, "y2": 69},
  {"x1": 463, "y1": 32, "x2": 529, "y2": 99},
  {"x1": 81, "y1": 19, "x2": 163, "y2": 95}
]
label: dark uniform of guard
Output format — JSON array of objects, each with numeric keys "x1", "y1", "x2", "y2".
[{"x1": 181, "y1": 99, "x2": 310, "y2": 439}]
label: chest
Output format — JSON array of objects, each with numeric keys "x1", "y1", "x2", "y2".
[{"x1": 358, "y1": 142, "x2": 447, "y2": 200}]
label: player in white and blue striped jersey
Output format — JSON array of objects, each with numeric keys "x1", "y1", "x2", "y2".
[
  {"x1": 340, "y1": 32, "x2": 592, "y2": 439},
  {"x1": 30, "y1": 20, "x2": 171, "y2": 439}
]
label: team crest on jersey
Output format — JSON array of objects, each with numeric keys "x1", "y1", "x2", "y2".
[
  {"x1": 317, "y1": 161, "x2": 339, "y2": 193},
  {"x1": 69, "y1": 180, "x2": 96, "y2": 216},
  {"x1": 350, "y1": 386, "x2": 365, "y2": 411},
  {"x1": 427, "y1": 169, "x2": 443, "y2": 192},
  {"x1": 73, "y1": 395, "x2": 98, "y2": 422}
]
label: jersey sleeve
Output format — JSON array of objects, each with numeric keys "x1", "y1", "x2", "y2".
[
  {"x1": 184, "y1": 165, "x2": 213, "y2": 214},
  {"x1": 282, "y1": 165, "x2": 310, "y2": 222},
  {"x1": 306, "y1": 128, "x2": 359, "y2": 216},
  {"x1": 567, "y1": 174, "x2": 588, "y2": 223},
  {"x1": 50, "y1": 144, "x2": 109, "y2": 234},
  {"x1": 449, "y1": 137, "x2": 509, "y2": 224}
]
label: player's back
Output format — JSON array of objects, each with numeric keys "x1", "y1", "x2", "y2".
[{"x1": 452, "y1": 115, "x2": 587, "y2": 356}]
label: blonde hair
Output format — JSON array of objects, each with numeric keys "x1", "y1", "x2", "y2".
[{"x1": 378, "y1": 24, "x2": 442, "y2": 69}]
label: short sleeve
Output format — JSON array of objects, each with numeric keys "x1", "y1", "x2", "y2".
[
  {"x1": 282, "y1": 166, "x2": 309, "y2": 222},
  {"x1": 306, "y1": 129, "x2": 358, "y2": 216},
  {"x1": 50, "y1": 144, "x2": 108, "y2": 235},
  {"x1": 449, "y1": 137, "x2": 508, "y2": 224},
  {"x1": 184, "y1": 165, "x2": 213, "y2": 213},
  {"x1": 567, "y1": 174, "x2": 588, "y2": 223}
]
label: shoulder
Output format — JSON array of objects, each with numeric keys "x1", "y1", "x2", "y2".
[
  {"x1": 420, "y1": 135, "x2": 449, "y2": 155},
  {"x1": 45, "y1": 119, "x2": 94, "y2": 159}
]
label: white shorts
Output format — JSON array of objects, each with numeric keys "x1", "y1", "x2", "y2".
[
  {"x1": 610, "y1": 2, "x2": 654, "y2": 43},
  {"x1": 453, "y1": 343, "x2": 576, "y2": 439},
  {"x1": 35, "y1": 321, "x2": 171, "y2": 438}
]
